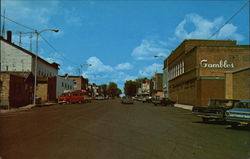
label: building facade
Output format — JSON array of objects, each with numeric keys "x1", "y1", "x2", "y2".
[
  {"x1": 164, "y1": 39, "x2": 250, "y2": 107},
  {"x1": 48, "y1": 76, "x2": 75, "y2": 102},
  {"x1": 151, "y1": 73, "x2": 164, "y2": 98},
  {"x1": 61, "y1": 75, "x2": 89, "y2": 91},
  {"x1": 0, "y1": 31, "x2": 59, "y2": 78},
  {"x1": 225, "y1": 67, "x2": 250, "y2": 100},
  {"x1": 0, "y1": 72, "x2": 34, "y2": 108}
]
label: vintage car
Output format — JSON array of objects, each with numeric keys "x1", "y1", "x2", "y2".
[
  {"x1": 225, "y1": 100, "x2": 250, "y2": 127},
  {"x1": 58, "y1": 90, "x2": 92, "y2": 104},
  {"x1": 121, "y1": 97, "x2": 134, "y2": 104},
  {"x1": 192, "y1": 99, "x2": 240, "y2": 122},
  {"x1": 152, "y1": 97, "x2": 175, "y2": 106}
]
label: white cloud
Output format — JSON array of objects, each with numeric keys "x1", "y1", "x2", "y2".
[
  {"x1": 139, "y1": 63, "x2": 163, "y2": 77},
  {"x1": 174, "y1": 13, "x2": 244, "y2": 41},
  {"x1": 132, "y1": 39, "x2": 169, "y2": 60},
  {"x1": 115, "y1": 62, "x2": 133, "y2": 70},
  {"x1": 2, "y1": 0, "x2": 60, "y2": 29},
  {"x1": 79, "y1": 57, "x2": 137, "y2": 90},
  {"x1": 86, "y1": 57, "x2": 113, "y2": 73}
]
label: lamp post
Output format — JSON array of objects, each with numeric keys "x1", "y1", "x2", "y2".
[{"x1": 33, "y1": 29, "x2": 59, "y2": 105}]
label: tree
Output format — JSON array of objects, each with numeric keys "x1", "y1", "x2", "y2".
[
  {"x1": 124, "y1": 80, "x2": 137, "y2": 97},
  {"x1": 124, "y1": 77, "x2": 149, "y2": 97},
  {"x1": 107, "y1": 82, "x2": 121, "y2": 98},
  {"x1": 100, "y1": 84, "x2": 108, "y2": 97}
]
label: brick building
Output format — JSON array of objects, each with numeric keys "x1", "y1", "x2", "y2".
[
  {"x1": 225, "y1": 67, "x2": 250, "y2": 100},
  {"x1": 164, "y1": 39, "x2": 250, "y2": 107},
  {"x1": 0, "y1": 72, "x2": 34, "y2": 109}
]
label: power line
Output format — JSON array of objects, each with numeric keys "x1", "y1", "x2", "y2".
[
  {"x1": 0, "y1": 14, "x2": 81, "y2": 67},
  {"x1": 0, "y1": 14, "x2": 36, "y2": 31},
  {"x1": 208, "y1": 0, "x2": 249, "y2": 39},
  {"x1": 39, "y1": 34, "x2": 80, "y2": 66}
]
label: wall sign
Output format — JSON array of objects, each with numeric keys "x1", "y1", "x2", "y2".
[{"x1": 200, "y1": 59, "x2": 234, "y2": 68}]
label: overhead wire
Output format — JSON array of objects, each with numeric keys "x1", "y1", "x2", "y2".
[
  {"x1": 208, "y1": 0, "x2": 249, "y2": 39},
  {"x1": 39, "y1": 34, "x2": 80, "y2": 66},
  {"x1": 0, "y1": 14, "x2": 35, "y2": 31},
  {"x1": 1, "y1": 14, "x2": 81, "y2": 67}
]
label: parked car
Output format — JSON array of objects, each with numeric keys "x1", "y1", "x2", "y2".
[
  {"x1": 225, "y1": 100, "x2": 250, "y2": 127},
  {"x1": 58, "y1": 90, "x2": 91, "y2": 104},
  {"x1": 152, "y1": 97, "x2": 175, "y2": 106},
  {"x1": 192, "y1": 99, "x2": 240, "y2": 122},
  {"x1": 58, "y1": 92, "x2": 71, "y2": 104},
  {"x1": 121, "y1": 96, "x2": 134, "y2": 104},
  {"x1": 137, "y1": 97, "x2": 146, "y2": 103},
  {"x1": 95, "y1": 96, "x2": 105, "y2": 100},
  {"x1": 145, "y1": 96, "x2": 153, "y2": 103}
]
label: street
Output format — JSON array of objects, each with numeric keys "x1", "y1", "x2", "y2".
[{"x1": 0, "y1": 99, "x2": 249, "y2": 159}]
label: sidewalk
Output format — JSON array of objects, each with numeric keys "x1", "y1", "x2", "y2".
[
  {"x1": 174, "y1": 103, "x2": 194, "y2": 111},
  {"x1": 0, "y1": 103, "x2": 56, "y2": 114}
]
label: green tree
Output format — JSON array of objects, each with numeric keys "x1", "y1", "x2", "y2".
[
  {"x1": 107, "y1": 82, "x2": 121, "y2": 98},
  {"x1": 124, "y1": 80, "x2": 138, "y2": 97},
  {"x1": 100, "y1": 84, "x2": 108, "y2": 97}
]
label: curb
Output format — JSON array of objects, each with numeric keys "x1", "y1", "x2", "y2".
[
  {"x1": 0, "y1": 103, "x2": 56, "y2": 114},
  {"x1": 174, "y1": 104, "x2": 194, "y2": 111}
]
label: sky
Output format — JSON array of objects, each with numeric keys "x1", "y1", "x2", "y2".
[{"x1": 1, "y1": 0, "x2": 249, "y2": 91}]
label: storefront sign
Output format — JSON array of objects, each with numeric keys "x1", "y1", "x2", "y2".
[{"x1": 200, "y1": 59, "x2": 234, "y2": 68}]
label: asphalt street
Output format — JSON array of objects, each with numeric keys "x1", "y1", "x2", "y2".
[{"x1": 0, "y1": 99, "x2": 249, "y2": 159}]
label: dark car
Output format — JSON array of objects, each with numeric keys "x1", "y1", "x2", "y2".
[
  {"x1": 226, "y1": 100, "x2": 250, "y2": 127},
  {"x1": 121, "y1": 97, "x2": 134, "y2": 104},
  {"x1": 192, "y1": 99, "x2": 240, "y2": 122},
  {"x1": 152, "y1": 97, "x2": 175, "y2": 106}
]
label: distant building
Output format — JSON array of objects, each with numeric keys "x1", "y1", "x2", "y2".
[
  {"x1": 0, "y1": 31, "x2": 59, "y2": 77},
  {"x1": 151, "y1": 73, "x2": 164, "y2": 98},
  {"x1": 137, "y1": 79, "x2": 150, "y2": 96},
  {"x1": 0, "y1": 72, "x2": 34, "y2": 109},
  {"x1": 164, "y1": 39, "x2": 250, "y2": 107},
  {"x1": 47, "y1": 76, "x2": 75, "y2": 102},
  {"x1": 61, "y1": 75, "x2": 89, "y2": 91}
]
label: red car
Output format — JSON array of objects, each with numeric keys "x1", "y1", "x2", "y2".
[{"x1": 58, "y1": 90, "x2": 92, "y2": 104}]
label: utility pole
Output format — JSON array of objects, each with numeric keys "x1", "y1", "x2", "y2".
[{"x1": 16, "y1": 31, "x2": 34, "y2": 52}]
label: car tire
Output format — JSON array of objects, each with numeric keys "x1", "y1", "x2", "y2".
[{"x1": 202, "y1": 118, "x2": 209, "y2": 123}]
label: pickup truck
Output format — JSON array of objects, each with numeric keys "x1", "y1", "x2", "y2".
[{"x1": 192, "y1": 99, "x2": 239, "y2": 122}]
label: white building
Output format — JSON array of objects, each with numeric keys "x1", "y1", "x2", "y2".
[{"x1": 0, "y1": 31, "x2": 59, "y2": 77}]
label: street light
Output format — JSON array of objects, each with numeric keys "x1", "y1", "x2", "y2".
[{"x1": 33, "y1": 29, "x2": 59, "y2": 105}]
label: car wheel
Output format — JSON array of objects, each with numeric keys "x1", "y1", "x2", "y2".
[
  {"x1": 230, "y1": 123, "x2": 238, "y2": 128},
  {"x1": 202, "y1": 118, "x2": 209, "y2": 123}
]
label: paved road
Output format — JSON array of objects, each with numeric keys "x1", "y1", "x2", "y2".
[{"x1": 0, "y1": 99, "x2": 249, "y2": 159}]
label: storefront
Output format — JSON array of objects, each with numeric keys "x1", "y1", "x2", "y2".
[{"x1": 165, "y1": 39, "x2": 250, "y2": 107}]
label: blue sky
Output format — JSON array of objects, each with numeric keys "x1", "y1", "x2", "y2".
[{"x1": 1, "y1": 0, "x2": 249, "y2": 90}]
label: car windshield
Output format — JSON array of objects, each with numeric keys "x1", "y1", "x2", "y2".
[{"x1": 235, "y1": 101, "x2": 250, "y2": 108}]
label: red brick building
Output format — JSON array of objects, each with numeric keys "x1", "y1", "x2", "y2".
[{"x1": 165, "y1": 39, "x2": 250, "y2": 107}]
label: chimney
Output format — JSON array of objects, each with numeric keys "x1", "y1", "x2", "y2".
[{"x1": 7, "y1": 30, "x2": 12, "y2": 43}]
